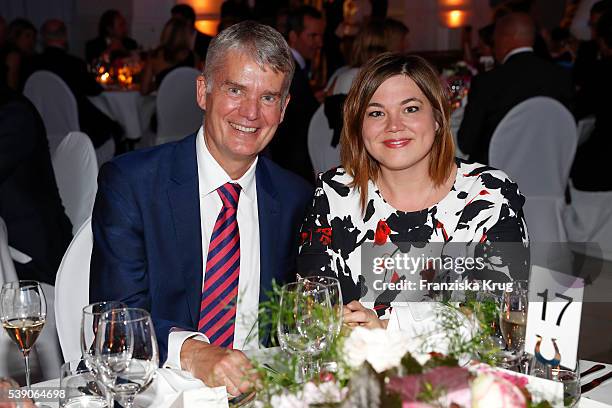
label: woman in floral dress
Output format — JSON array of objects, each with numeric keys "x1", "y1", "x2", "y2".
[{"x1": 298, "y1": 53, "x2": 529, "y2": 332}]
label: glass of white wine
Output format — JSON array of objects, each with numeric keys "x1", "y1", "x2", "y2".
[
  {"x1": 0, "y1": 280, "x2": 46, "y2": 388},
  {"x1": 499, "y1": 280, "x2": 528, "y2": 370}
]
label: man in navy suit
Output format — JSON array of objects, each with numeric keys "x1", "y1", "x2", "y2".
[{"x1": 90, "y1": 21, "x2": 312, "y2": 396}]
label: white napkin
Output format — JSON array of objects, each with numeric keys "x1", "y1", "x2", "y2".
[{"x1": 134, "y1": 368, "x2": 228, "y2": 408}]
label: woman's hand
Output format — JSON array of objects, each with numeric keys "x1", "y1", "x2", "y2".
[{"x1": 342, "y1": 300, "x2": 388, "y2": 329}]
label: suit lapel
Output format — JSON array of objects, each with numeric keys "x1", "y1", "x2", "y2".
[
  {"x1": 256, "y1": 160, "x2": 281, "y2": 304},
  {"x1": 167, "y1": 134, "x2": 202, "y2": 328}
]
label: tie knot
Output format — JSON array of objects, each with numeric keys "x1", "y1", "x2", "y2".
[{"x1": 217, "y1": 182, "x2": 241, "y2": 209}]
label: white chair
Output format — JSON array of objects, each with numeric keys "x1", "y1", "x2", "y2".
[
  {"x1": 54, "y1": 218, "x2": 93, "y2": 363},
  {"x1": 52, "y1": 132, "x2": 98, "y2": 235},
  {"x1": 23, "y1": 70, "x2": 80, "y2": 153},
  {"x1": 307, "y1": 104, "x2": 341, "y2": 175},
  {"x1": 565, "y1": 184, "x2": 612, "y2": 261},
  {"x1": 489, "y1": 96, "x2": 577, "y2": 243},
  {"x1": 155, "y1": 67, "x2": 203, "y2": 145},
  {"x1": 0, "y1": 218, "x2": 62, "y2": 383}
]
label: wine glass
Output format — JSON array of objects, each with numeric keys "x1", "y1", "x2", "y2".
[
  {"x1": 499, "y1": 280, "x2": 528, "y2": 369},
  {"x1": 0, "y1": 281, "x2": 46, "y2": 388},
  {"x1": 277, "y1": 281, "x2": 333, "y2": 382},
  {"x1": 95, "y1": 308, "x2": 158, "y2": 408},
  {"x1": 299, "y1": 276, "x2": 343, "y2": 338},
  {"x1": 81, "y1": 301, "x2": 126, "y2": 406}
]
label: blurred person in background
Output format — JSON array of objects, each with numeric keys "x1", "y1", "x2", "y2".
[
  {"x1": 1, "y1": 18, "x2": 36, "y2": 90},
  {"x1": 140, "y1": 18, "x2": 196, "y2": 95},
  {"x1": 85, "y1": 9, "x2": 138, "y2": 65},
  {"x1": 574, "y1": 0, "x2": 612, "y2": 94},
  {"x1": 571, "y1": 10, "x2": 612, "y2": 191},
  {"x1": 171, "y1": 4, "x2": 212, "y2": 65},
  {"x1": 30, "y1": 19, "x2": 124, "y2": 151},
  {"x1": 328, "y1": 18, "x2": 409, "y2": 94},
  {"x1": 270, "y1": 5, "x2": 325, "y2": 184},
  {"x1": 548, "y1": 27, "x2": 578, "y2": 69},
  {"x1": 458, "y1": 12, "x2": 573, "y2": 164},
  {"x1": 0, "y1": 80, "x2": 72, "y2": 285}
]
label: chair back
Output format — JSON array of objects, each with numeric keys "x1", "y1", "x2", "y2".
[
  {"x1": 489, "y1": 97, "x2": 577, "y2": 242},
  {"x1": 54, "y1": 218, "x2": 93, "y2": 362},
  {"x1": 52, "y1": 132, "x2": 98, "y2": 234},
  {"x1": 307, "y1": 104, "x2": 341, "y2": 175},
  {"x1": 23, "y1": 70, "x2": 80, "y2": 153},
  {"x1": 155, "y1": 67, "x2": 203, "y2": 145}
]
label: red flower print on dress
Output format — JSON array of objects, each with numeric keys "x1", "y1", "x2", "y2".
[
  {"x1": 316, "y1": 227, "x2": 332, "y2": 246},
  {"x1": 374, "y1": 219, "x2": 391, "y2": 245}
]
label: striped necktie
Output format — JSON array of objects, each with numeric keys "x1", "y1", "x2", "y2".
[{"x1": 198, "y1": 182, "x2": 241, "y2": 348}]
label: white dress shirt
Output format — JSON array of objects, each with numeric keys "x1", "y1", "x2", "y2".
[
  {"x1": 165, "y1": 127, "x2": 261, "y2": 369},
  {"x1": 290, "y1": 48, "x2": 306, "y2": 71},
  {"x1": 502, "y1": 47, "x2": 534, "y2": 64}
]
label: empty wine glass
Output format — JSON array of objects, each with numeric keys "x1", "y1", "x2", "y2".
[
  {"x1": 81, "y1": 301, "x2": 126, "y2": 406},
  {"x1": 499, "y1": 280, "x2": 528, "y2": 369},
  {"x1": 95, "y1": 308, "x2": 158, "y2": 408},
  {"x1": 299, "y1": 276, "x2": 343, "y2": 338},
  {"x1": 277, "y1": 281, "x2": 333, "y2": 382},
  {"x1": 0, "y1": 281, "x2": 46, "y2": 388}
]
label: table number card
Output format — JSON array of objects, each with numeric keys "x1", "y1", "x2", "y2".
[{"x1": 525, "y1": 265, "x2": 584, "y2": 369}]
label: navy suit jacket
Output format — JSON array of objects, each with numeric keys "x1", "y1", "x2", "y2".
[{"x1": 89, "y1": 134, "x2": 312, "y2": 362}]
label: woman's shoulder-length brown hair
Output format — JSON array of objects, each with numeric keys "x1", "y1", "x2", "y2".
[{"x1": 340, "y1": 53, "x2": 455, "y2": 212}]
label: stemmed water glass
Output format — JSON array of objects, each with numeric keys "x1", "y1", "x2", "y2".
[
  {"x1": 277, "y1": 281, "x2": 334, "y2": 382},
  {"x1": 499, "y1": 280, "x2": 529, "y2": 370},
  {"x1": 81, "y1": 301, "x2": 126, "y2": 406},
  {"x1": 0, "y1": 281, "x2": 46, "y2": 389},
  {"x1": 299, "y1": 276, "x2": 343, "y2": 338},
  {"x1": 95, "y1": 308, "x2": 158, "y2": 408}
]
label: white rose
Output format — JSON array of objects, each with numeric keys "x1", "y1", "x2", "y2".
[
  {"x1": 270, "y1": 391, "x2": 308, "y2": 408},
  {"x1": 303, "y1": 381, "x2": 347, "y2": 404},
  {"x1": 471, "y1": 373, "x2": 526, "y2": 408},
  {"x1": 343, "y1": 327, "x2": 415, "y2": 373}
]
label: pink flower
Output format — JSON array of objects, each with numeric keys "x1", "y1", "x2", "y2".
[{"x1": 471, "y1": 373, "x2": 527, "y2": 408}]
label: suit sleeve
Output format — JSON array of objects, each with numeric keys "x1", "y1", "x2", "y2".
[
  {"x1": 89, "y1": 162, "x2": 183, "y2": 363},
  {"x1": 457, "y1": 75, "x2": 487, "y2": 157}
]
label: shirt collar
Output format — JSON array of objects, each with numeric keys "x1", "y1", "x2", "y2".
[
  {"x1": 502, "y1": 47, "x2": 534, "y2": 64},
  {"x1": 195, "y1": 126, "x2": 258, "y2": 201},
  {"x1": 290, "y1": 48, "x2": 306, "y2": 70}
]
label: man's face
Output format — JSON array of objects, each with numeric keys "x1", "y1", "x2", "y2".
[
  {"x1": 290, "y1": 15, "x2": 324, "y2": 61},
  {"x1": 197, "y1": 51, "x2": 290, "y2": 172}
]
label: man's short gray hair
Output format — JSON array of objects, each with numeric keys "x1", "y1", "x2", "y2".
[{"x1": 203, "y1": 21, "x2": 295, "y2": 103}]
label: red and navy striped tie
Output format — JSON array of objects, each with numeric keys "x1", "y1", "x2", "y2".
[{"x1": 198, "y1": 182, "x2": 241, "y2": 348}]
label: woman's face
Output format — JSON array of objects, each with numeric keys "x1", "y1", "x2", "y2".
[
  {"x1": 17, "y1": 29, "x2": 36, "y2": 54},
  {"x1": 362, "y1": 74, "x2": 439, "y2": 174}
]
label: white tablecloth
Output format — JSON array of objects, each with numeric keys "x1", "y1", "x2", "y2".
[{"x1": 89, "y1": 91, "x2": 156, "y2": 141}]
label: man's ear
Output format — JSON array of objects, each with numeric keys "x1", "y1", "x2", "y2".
[
  {"x1": 196, "y1": 75, "x2": 207, "y2": 110},
  {"x1": 279, "y1": 94, "x2": 291, "y2": 123}
]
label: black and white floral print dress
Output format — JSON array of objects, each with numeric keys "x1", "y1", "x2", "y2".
[{"x1": 298, "y1": 160, "x2": 529, "y2": 323}]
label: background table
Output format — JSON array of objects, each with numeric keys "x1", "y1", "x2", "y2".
[{"x1": 89, "y1": 91, "x2": 156, "y2": 141}]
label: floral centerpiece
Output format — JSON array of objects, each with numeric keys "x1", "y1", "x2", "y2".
[
  {"x1": 249, "y1": 285, "x2": 560, "y2": 408},
  {"x1": 440, "y1": 61, "x2": 477, "y2": 110}
]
